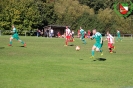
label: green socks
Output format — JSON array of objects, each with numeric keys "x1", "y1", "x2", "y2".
[
  {"x1": 100, "y1": 49, "x2": 102, "y2": 53},
  {"x1": 19, "y1": 40, "x2": 24, "y2": 44},
  {"x1": 10, "y1": 41, "x2": 12, "y2": 45},
  {"x1": 21, "y1": 41, "x2": 24, "y2": 44},
  {"x1": 82, "y1": 39, "x2": 86, "y2": 44},
  {"x1": 91, "y1": 50, "x2": 94, "y2": 56}
]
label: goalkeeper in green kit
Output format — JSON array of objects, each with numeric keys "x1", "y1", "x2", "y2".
[
  {"x1": 116, "y1": 30, "x2": 122, "y2": 42},
  {"x1": 8, "y1": 25, "x2": 26, "y2": 47},
  {"x1": 80, "y1": 27, "x2": 86, "y2": 44},
  {"x1": 90, "y1": 29, "x2": 103, "y2": 58}
]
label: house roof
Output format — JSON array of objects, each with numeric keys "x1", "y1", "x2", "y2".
[{"x1": 45, "y1": 25, "x2": 70, "y2": 28}]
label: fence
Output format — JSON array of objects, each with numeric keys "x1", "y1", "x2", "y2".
[
  {"x1": 109, "y1": 34, "x2": 133, "y2": 39},
  {"x1": 0, "y1": 30, "x2": 36, "y2": 36},
  {"x1": 0, "y1": 30, "x2": 132, "y2": 39}
]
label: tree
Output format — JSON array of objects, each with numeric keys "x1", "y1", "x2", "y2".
[
  {"x1": 0, "y1": 0, "x2": 57, "y2": 32},
  {"x1": 54, "y1": 0, "x2": 91, "y2": 26}
]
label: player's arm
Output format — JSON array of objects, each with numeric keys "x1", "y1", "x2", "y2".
[
  {"x1": 100, "y1": 37, "x2": 103, "y2": 44},
  {"x1": 68, "y1": 29, "x2": 71, "y2": 36},
  {"x1": 90, "y1": 35, "x2": 95, "y2": 40},
  {"x1": 80, "y1": 30, "x2": 82, "y2": 34},
  {"x1": 11, "y1": 28, "x2": 15, "y2": 33},
  {"x1": 111, "y1": 36, "x2": 115, "y2": 44},
  {"x1": 110, "y1": 34, "x2": 115, "y2": 44},
  {"x1": 99, "y1": 34, "x2": 103, "y2": 44},
  {"x1": 104, "y1": 37, "x2": 107, "y2": 41}
]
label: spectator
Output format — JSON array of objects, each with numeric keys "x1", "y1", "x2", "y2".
[
  {"x1": 46, "y1": 29, "x2": 49, "y2": 38},
  {"x1": 37, "y1": 29, "x2": 40, "y2": 37},
  {"x1": 50, "y1": 29, "x2": 54, "y2": 38},
  {"x1": 62, "y1": 33, "x2": 65, "y2": 38},
  {"x1": 57, "y1": 32, "x2": 61, "y2": 38},
  {"x1": 88, "y1": 30, "x2": 91, "y2": 38},
  {"x1": 41, "y1": 29, "x2": 43, "y2": 37},
  {"x1": 84, "y1": 31, "x2": 87, "y2": 38}
]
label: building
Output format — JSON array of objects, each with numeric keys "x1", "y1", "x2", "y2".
[{"x1": 44, "y1": 25, "x2": 70, "y2": 37}]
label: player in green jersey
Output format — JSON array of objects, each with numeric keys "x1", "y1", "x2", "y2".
[
  {"x1": 116, "y1": 30, "x2": 122, "y2": 42},
  {"x1": 90, "y1": 29, "x2": 103, "y2": 58},
  {"x1": 80, "y1": 27, "x2": 86, "y2": 44},
  {"x1": 8, "y1": 25, "x2": 26, "y2": 47}
]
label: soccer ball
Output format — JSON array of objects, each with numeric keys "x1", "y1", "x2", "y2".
[{"x1": 76, "y1": 46, "x2": 80, "y2": 51}]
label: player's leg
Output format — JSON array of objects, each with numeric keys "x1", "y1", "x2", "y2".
[
  {"x1": 119, "y1": 35, "x2": 122, "y2": 41},
  {"x1": 18, "y1": 39, "x2": 26, "y2": 46},
  {"x1": 96, "y1": 47, "x2": 103, "y2": 55},
  {"x1": 16, "y1": 36, "x2": 26, "y2": 47},
  {"x1": 68, "y1": 36, "x2": 71, "y2": 42},
  {"x1": 81, "y1": 35, "x2": 86, "y2": 44},
  {"x1": 96, "y1": 43, "x2": 103, "y2": 55},
  {"x1": 90, "y1": 45, "x2": 96, "y2": 58},
  {"x1": 112, "y1": 44, "x2": 115, "y2": 50},
  {"x1": 110, "y1": 43, "x2": 115, "y2": 50},
  {"x1": 118, "y1": 35, "x2": 120, "y2": 40},
  {"x1": 8, "y1": 36, "x2": 13, "y2": 46},
  {"x1": 116, "y1": 36, "x2": 119, "y2": 42},
  {"x1": 111, "y1": 43, "x2": 116, "y2": 53},
  {"x1": 117, "y1": 35, "x2": 122, "y2": 41},
  {"x1": 70, "y1": 36, "x2": 73, "y2": 42},
  {"x1": 65, "y1": 36, "x2": 68, "y2": 46},
  {"x1": 108, "y1": 43, "x2": 112, "y2": 53}
]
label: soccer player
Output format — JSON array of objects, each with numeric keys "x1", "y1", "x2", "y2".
[
  {"x1": 8, "y1": 25, "x2": 26, "y2": 47},
  {"x1": 116, "y1": 30, "x2": 122, "y2": 42},
  {"x1": 80, "y1": 27, "x2": 86, "y2": 44},
  {"x1": 90, "y1": 29, "x2": 103, "y2": 58},
  {"x1": 64, "y1": 26, "x2": 71, "y2": 46},
  {"x1": 104, "y1": 31, "x2": 115, "y2": 53}
]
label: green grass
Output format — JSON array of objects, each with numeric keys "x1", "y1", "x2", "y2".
[{"x1": 0, "y1": 36, "x2": 133, "y2": 88}]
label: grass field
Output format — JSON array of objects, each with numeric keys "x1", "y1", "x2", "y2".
[{"x1": 0, "y1": 36, "x2": 133, "y2": 88}]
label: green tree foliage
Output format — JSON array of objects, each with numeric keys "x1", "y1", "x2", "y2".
[
  {"x1": 0, "y1": 0, "x2": 57, "y2": 32},
  {"x1": 0, "y1": 0, "x2": 132, "y2": 34},
  {"x1": 78, "y1": 0, "x2": 133, "y2": 33},
  {"x1": 54, "y1": 0, "x2": 92, "y2": 25},
  {"x1": 78, "y1": 0, "x2": 115, "y2": 13}
]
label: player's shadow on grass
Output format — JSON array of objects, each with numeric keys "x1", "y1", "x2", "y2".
[
  {"x1": 19, "y1": 46, "x2": 26, "y2": 48},
  {"x1": 79, "y1": 59, "x2": 83, "y2": 60},
  {"x1": 0, "y1": 47, "x2": 5, "y2": 49},
  {"x1": 97, "y1": 58, "x2": 106, "y2": 61},
  {"x1": 68, "y1": 44, "x2": 74, "y2": 46},
  {"x1": 93, "y1": 58, "x2": 106, "y2": 61}
]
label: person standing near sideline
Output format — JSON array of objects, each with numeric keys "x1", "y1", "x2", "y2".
[
  {"x1": 116, "y1": 30, "x2": 122, "y2": 42},
  {"x1": 46, "y1": 28, "x2": 49, "y2": 38},
  {"x1": 50, "y1": 29, "x2": 54, "y2": 38},
  {"x1": 80, "y1": 27, "x2": 86, "y2": 44},
  {"x1": 37, "y1": 28, "x2": 40, "y2": 37}
]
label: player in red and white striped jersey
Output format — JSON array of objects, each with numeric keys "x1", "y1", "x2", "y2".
[
  {"x1": 105, "y1": 31, "x2": 115, "y2": 53},
  {"x1": 64, "y1": 26, "x2": 71, "y2": 46}
]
